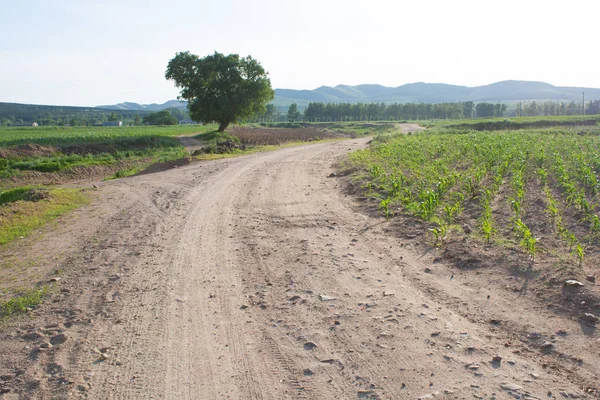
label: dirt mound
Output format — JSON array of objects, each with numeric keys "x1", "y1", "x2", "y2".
[
  {"x1": 135, "y1": 157, "x2": 194, "y2": 176},
  {"x1": 24, "y1": 188, "x2": 50, "y2": 202},
  {"x1": 230, "y1": 126, "x2": 348, "y2": 145},
  {"x1": 58, "y1": 143, "x2": 115, "y2": 155},
  {"x1": 0, "y1": 144, "x2": 56, "y2": 159}
]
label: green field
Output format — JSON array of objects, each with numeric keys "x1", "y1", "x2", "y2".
[
  {"x1": 0, "y1": 125, "x2": 217, "y2": 181},
  {"x1": 347, "y1": 120, "x2": 600, "y2": 271},
  {"x1": 0, "y1": 124, "x2": 213, "y2": 147},
  {"x1": 422, "y1": 114, "x2": 600, "y2": 130}
]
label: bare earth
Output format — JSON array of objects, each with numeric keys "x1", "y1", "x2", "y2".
[{"x1": 0, "y1": 137, "x2": 598, "y2": 399}]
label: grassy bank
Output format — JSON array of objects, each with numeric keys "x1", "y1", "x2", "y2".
[
  {"x1": 0, "y1": 125, "x2": 217, "y2": 183},
  {"x1": 0, "y1": 187, "x2": 89, "y2": 244}
]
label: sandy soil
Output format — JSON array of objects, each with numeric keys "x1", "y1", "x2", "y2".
[
  {"x1": 177, "y1": 135, "x2": 204, "y2": 154},
  {"x1": 0, "y1": 136, "x2": 598, "y2": 399},
  {"x1": 396, "y1": 123, "x2": 426, "y2": 133}
]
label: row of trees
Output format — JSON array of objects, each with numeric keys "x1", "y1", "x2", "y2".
[
  {"x1": 516, "y1": 100, "x2": 600, "y2": 117},
  {"x1": 274, "y1": 100, "x2": 598, "y2": 122},
  {"x1": 276, "y1": 101, "x2": 507, "y2": 122}
]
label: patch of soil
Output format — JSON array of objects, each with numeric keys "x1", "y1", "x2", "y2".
[
  {"x1": 58, "y1": 143, "x2": 116, "y2": 155},
  {"x1": 230, "y1": 127, "x2": 349, "y2": 146},
  {"x1": 343, "y1": 170, "x2": 600, "y2": 332},
  {"x1": 3, "y1": 160, "x2": 152, "y2": 189},
  {"x1": 24, "y1": 188, "x2": 50, "y2": 202},
  {"x1": 0, "y1": 144, "x2": 56, "y2": 159},
  {"x1": 135, "y1": 157, "x2": 194, "y2": 176}
]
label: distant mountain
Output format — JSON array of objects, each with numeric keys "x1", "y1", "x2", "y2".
[
  {"x1": 4, "y1": 80, "x2": 599, "y2": 124},
  {"x1": 97, "y1": 99, "x2": 187, "y2": 111},
  {"x1": 272, "y1": 80, "x2": 600, "y2": 109}
]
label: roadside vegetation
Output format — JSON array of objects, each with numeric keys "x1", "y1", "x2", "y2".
[
  {"x1": 0, "y1": 187, "x2": 88, "y2": 244},
  {"x1": 0, "y1": 125, "x2": 217, "y2": 251},
  {"x1": 0, "y1": 125, "x2": 216, "y2": 183}
]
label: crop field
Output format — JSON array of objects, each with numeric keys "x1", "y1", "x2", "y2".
[
  {"x1": 347, "y1": 124, "x2": 600, "y2": 278},
  {"x1": 0, "y1": 125, "x2": 214, "y2": 147},
  {"x1": 425, "y1": 115, "x2": 600, "y2": 131},
  {"x1": 230, "y1": 126, "x2": 348, "y2": 145},
  {"x1": 0, "y1": 125, "x2": 218, "y2": 185}
]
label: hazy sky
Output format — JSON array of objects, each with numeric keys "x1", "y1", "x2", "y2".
[{"x1": 1, "y1": 0, "x2": 598, "y2": 106}]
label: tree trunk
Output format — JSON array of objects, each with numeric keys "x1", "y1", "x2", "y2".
[{"x1": 218, "y1": 121, "x2": 229, "y2": 132}]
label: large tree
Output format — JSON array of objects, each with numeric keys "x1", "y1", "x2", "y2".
[
  {"x1": 165, "y1": 51, "x2": 274, "y2": 132},
  {"x1": 142, "y1": 110, "x2": 178, "y2": 125},
  {"x1": 287, "y1": 103, "x2": 300, "y2": 122}
]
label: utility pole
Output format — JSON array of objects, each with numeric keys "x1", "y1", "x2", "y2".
[{"x1": 583, "y1": 91, "x2": 585, "y2": 115}]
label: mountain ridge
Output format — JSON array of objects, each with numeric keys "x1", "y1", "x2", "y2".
[
  {"x1": 96, "y1": 99, "x2": 187, "y2": 111},
  {"x1": 271, "y1": 80, "x2": 600, "y2": 108},
  {"x1": 83, "y1": 80, "x2": 600, "y2": 111}
]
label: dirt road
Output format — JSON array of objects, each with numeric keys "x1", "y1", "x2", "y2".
[{"x1": 1, "y1": 138, "x2": 597, "y2": 399}]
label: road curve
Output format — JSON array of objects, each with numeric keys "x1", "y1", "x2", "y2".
[{"x1": 2, "y1": 138, "x2": 595, "y2": 399}]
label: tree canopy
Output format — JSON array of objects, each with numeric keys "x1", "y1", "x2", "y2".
[
  {"x1": 165, "y1": 51, "x2": 274, "y2": 131},
  {"x1": 287, "y1": 103, "x2": 300, "y2": 122},
  {"x1": 142, "y1": 110, "x2": 178, "y2": 125}
]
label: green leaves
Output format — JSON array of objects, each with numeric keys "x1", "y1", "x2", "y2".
[{"x1": 166, "y1": 51, "x2": 274, "y2": 131}]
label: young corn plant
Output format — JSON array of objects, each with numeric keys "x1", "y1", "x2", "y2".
[
  {"x1": 574, "y1": 243, "x2": 585, "y2": 268},
  {"x1": 379, "y1": 197, "x2": 392, "y2": 220},
  {"x1": 514, "y1": 218, "x2": 537, "y2": 262},
  {"x1": 480, "y1": 208, "x2": 493, "y2": 244},
  {"x1": 480, "y1": 217, "x2": 493, "y2": 244},
  {"x1": 537, "y1": 168, "x2": 548, "y2": 187},
  {"x1": 443, "y1": 202, "x2": 461, "y2": 224},
  {"x1": 419, "y1": 190, "x2": 439, "y2": 221},
  {"x1": 429, "y1": 222, "x2": 448, "y2": 247},
  {"x1": 590, "y1": 214, "x2": 600, "y2": 235}
]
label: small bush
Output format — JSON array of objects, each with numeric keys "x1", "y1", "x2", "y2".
[{"x1": 0, "y1": 186, "x2": 34, "y2": 205}]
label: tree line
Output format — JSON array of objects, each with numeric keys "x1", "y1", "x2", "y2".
[
  {"x1": 251, "y1": 100, "x2": 600, "y2": 123},
  {"x1": 516, "y1": 100, "x2": 600, "y2": 117},
  {"x1": 0, "y1": 102, "x2": 191, "y2": 127},
  {"x1": 264, "y1": 101, "x2": 506, "y2": 122}
]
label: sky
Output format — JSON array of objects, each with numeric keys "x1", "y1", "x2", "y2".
[{"x1": 1, "y1": 0, "x2": 599, "y2": 106}]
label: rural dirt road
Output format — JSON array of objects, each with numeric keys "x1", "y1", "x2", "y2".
[{"x1": 1, "y1": 137, "x2": 598, "y2": 399}]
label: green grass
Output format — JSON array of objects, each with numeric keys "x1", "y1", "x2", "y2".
[
  {"x1": 0, "y1": 188, "x2": 89, "y2": 244},
  {"x1": 0, "y1": 186, "x2": 36, "y2": 205},
  {"x1": 422, "y1": 114, "x2": 600, "y2": 130},
  {"x1": 195, "y1": 130, "x2": 240, "y2": 143},
  {"x1": 0, "y1": 132, "x2": 195, "y2": 178},
  {"x1": 0, "y1": 286, "x2": 49, "y2": 318},
  {"x1": 193, "y1": 130, "x2": 241, "y2": 154},
  {"x1": 0, "y1": 124, "x2": 217, "y2": 147},
  {"x1": 107, "y1": 165, "x2": 148, "y2": 180}
]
